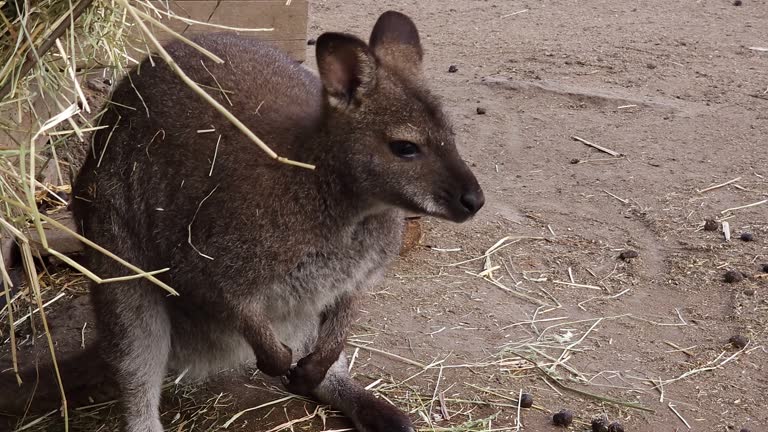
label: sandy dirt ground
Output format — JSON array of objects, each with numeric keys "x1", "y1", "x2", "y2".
[{"x1": 2, "y1": 0, "x2": 767, "y2": 431}]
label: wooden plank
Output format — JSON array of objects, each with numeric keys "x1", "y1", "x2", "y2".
[
  {"x1": 147, "y1": 0, "x2": 308, "y2": 62},
  {"x1": 151, "y1": 1, "x2": 308, "y2": 36},
  {"x1": 279, "y1": 39, "x2": 307, "y2": 62}
]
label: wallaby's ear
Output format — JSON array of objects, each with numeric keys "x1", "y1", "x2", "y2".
[
  {"x1": 369, "y1": 11, "x2": 423, "y2": 72},
  {"x1": 316, "y1": 33, "x2": 377, "y2": 109}
]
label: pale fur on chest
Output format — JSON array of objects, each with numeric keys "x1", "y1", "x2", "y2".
[
  {"x1": 266, "y1": 211, "x2": 403, "y2": 324},
  {"x1": 169, "y1": 211, "x2": 403, "y2": 377}
]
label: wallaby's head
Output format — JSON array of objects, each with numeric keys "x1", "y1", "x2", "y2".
[{"x1": 316, "y1": 11, "x2": 484, "y2": 223}]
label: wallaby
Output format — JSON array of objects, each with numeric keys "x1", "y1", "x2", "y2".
[{"x1": 68, "y1": 11, "x2": 483, "y2": 432}]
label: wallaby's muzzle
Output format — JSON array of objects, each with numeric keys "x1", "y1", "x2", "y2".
[
  {"x1": 460, "y1": 188, "x2": 485, "y2": 215},
  {"x1": 448, "y1": 186, "x2": 484, "y2": 222},
  {"x1": 441, "y1": 164, "x2": 484, "y2": 223}
]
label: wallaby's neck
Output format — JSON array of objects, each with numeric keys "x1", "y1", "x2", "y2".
[{"x1": 286, "y1": 115, "x2": 393, "y2": 231}]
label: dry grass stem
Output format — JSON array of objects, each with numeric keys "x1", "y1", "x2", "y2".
[
  {"x1": 501, "y1": 9, "x2": 529, "y2": 18},
  {"x1": 20, "y1": 242, "x2": 70, "y2": 429},
  {"x1": 347, "y1": 341, "x2": 427, "y2": 369},
  {"x1": 131, "y1": 6, "x2": 225, "y2": 64},
  {"x1": 577, "y1": 288, "x2": 630, "y2": 311},
  {"x1": 656, "y1": 344, "x2": 751, "y2": 388},
  {"x1": 603, "y1": 189, "x2": 629, "y2": 204},
  {"x1": 0, "y1": 197, "x2": 178, "y2": 294},
  {"x1": 697, "y1": 177, "x2": 741, "y2": 193},
  {"x1": 663, "y1": 341, "x2": 695, "y2": 357},
  {"x1": 12, "y1": 292, "x2": 67, "y2": 326},
  {"x1": 667, "y1": 403, "x2": 691, "y2": 429},
  {"x1": 551, "y1": 280, "x2": 603, "y2": 291},
  {"x1": 222, "y1": 395, "x2": 295, "y2": 428},
  {"x1": 720, "y1": 199, "x2": 767, "y2": 214},
  {"x1": 0, "y1": 241, "x2": 21, "y2": 384},
  {"x1": 188, "y1": 185, "x2": 219, "y2": 260},
  {"x1": 571, "y1": 135, "x2": 622, "y2": 157}
]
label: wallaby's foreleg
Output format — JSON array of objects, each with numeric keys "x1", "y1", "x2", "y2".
[
  {"x1": 313, "y1": 353, "x2": 414, "y2": 432},
  {"x1": 238, "y1": 313, "x2": 293, "y2": 377},
  {"x1": 93, "y1": 283, "x2": 170, "y2": 432},
  {"x1": 284, "y1": 292, "x2": 358, "y2": 395}
]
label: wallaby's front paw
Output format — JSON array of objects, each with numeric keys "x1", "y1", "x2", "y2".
[
  {"x1": 282, "y1": 356, "x2": 329, "y2": 397},
  {"x1": 257, "y1": 343, "x2": 292, "y2": 377}
]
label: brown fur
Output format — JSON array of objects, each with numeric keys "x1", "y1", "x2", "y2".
[{"x1": 5, "y1": 11, "x2": 483, "y2": 432}]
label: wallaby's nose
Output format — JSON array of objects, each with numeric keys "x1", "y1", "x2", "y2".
[{"x1": 459, "y1": 189, "x2": 485, "y2": 214}]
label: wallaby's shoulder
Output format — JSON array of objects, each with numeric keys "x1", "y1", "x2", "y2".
[
  {"x1": 96, "y1": 32, "x2": 323, "y2": 164},
  {"x1": 143, "y1": 33, "x2": 321, "y2": 105},
  {"x1": 167, "y1": 33, "x2": 309, "y2": 75}
]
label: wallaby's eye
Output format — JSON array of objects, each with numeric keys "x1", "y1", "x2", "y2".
[{"x1": 389, "y1": 141, "x2": 420, "y2": 159}]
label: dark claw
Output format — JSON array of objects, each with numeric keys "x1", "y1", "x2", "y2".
[
  {"x1": 257, "y1": 343, "x2": 292, "y2": 377},
  {"x1": 283, "y1": 362, "x2": 324, "y2": 397}
]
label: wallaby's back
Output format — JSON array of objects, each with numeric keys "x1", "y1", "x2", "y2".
[{"x1": 74, "y1": 34, "x2": 331, "y2": 288}]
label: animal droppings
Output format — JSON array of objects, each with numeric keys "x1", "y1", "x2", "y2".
[
  {"x1": 619, "y1": 250, "x2": 639, "y2": 260},
  {"x1": 724, "y1": 270, "x2": 744, "y2": 283},
  {"x1": 448, "y1": 65, "x2": 458, "y2": 73},
  {"x1": 476, "y1": 107, "x2": 487, "y2": 115},
  {"x1": 519, "y1": 393, "x2": 533, "y2": 408},
  {"x1": 608, "y1": 422, "x2": 625, "y2": 432},
  {"x1": 307, "y1": 38, "x2": 316, "y2": 45},
  {"x1": 591, "y1": 417, "x2": 609, "y2": 432},
  {"x1": 729, "y1": 335, "x2": 748, "y2": 349},
  {"x1": 703, "y1": 219, "x2": 719, "y2": 231},
  {"x1": 739, "y1": 232, "x2": 754, "y2": 242},
  {"x1": 733, "y1": 0, "x2": 743, "y2": 5},
  {"x1": 553, "y1": 409, "x2": 574, "y2": 427}
]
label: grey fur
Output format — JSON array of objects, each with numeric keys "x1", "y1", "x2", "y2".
[{"x1": 71, "y1": 11, "x2": 483, "y2": 432}]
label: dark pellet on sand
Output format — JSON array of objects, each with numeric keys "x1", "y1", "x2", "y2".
[
  {"x1": 307, "y1": 38, "x2": 316, "y2": 45},
  {"x1": 762, "y1": 264, "x2": 768, "y2": 273},
  {"x1": 519, "y1": 393, "x2": 533, "y2": 408},
  {"x1": 619, "y1": 250, "x2": 639, "y2": 260},
  {"x1": 591, "y1": 417, "x2": 609, "y2": 432},
  {"x1": 553, "y1": 410, "x2": 574, "y2": 427},
  {"x1": 476, "y1": 107, "x2": 487, "y2": 115},
  {"x1": 703, "y1": 219, "x2": 718, "y2": 231},
  {"x1": 570, "y1": 158, "x2": 580, "y2": 164},
  {"x1": 740, "y1": 232, "x2": 754, "y2": 242},
  {"x1": 448, "y1": 65, "x2": 458, "y2": 73},
  {"x1": 608, "y1": 422, "x2": 625, "y2": 432},
  {"x1": 729, "y1": 334, "x2": 749, "y2": 349},
  {"x1": 724, "y1": 270, "x2": 744, "y2": 283},
  {"x1": 733, "y1": 0, "x2": 742, "y2": 5}
]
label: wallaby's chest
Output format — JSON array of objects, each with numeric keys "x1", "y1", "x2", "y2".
[{"x1": 266, "y1": 212, "x2": 403, "y2": 320}]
